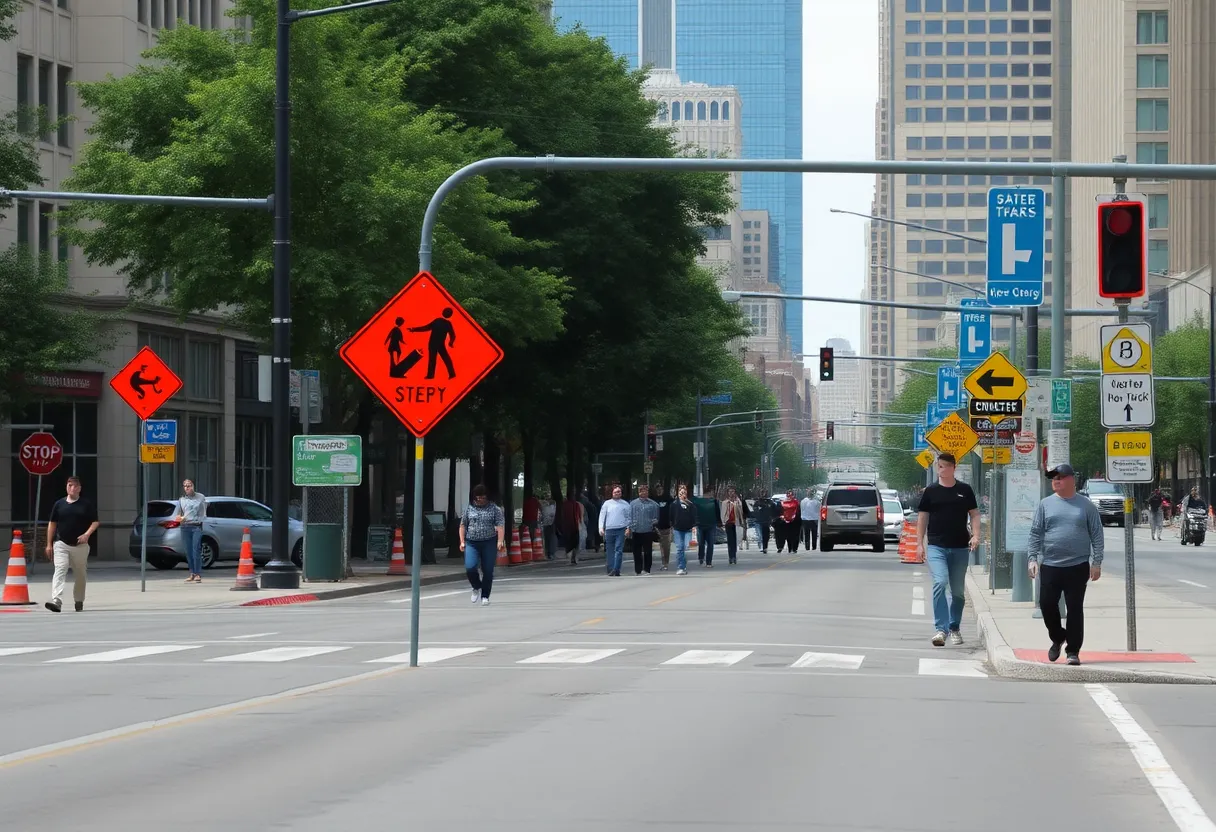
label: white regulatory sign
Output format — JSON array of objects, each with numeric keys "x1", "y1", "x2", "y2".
[{"x1": 1100, "y1": 373, "x2": 1155, "y2": 428}]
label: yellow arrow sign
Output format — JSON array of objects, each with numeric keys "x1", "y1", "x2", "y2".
[
  {"x1": 964, "y1": 352, "x2": 1028, "y2": 402},
  {"x1": 916, "y1": 448, "x2": 935, "y2": 469},
  {"x1": 925, "y1": 412, "x2": 981, "y2": 460}
]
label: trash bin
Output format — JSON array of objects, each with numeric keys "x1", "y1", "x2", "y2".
[{"x1": 303, "y1": 523, "x2": 344, "y2": 581}]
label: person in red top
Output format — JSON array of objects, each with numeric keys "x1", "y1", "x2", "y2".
[
  {"x1": 720, "y1": 486, "x2": 744, "y2": 565},
  {"x1": 522, "y1": 491, "x2": 541, "y2": 542},
  {"x1": 778, "y1": 493, "x2": 801, "y2": 553}
]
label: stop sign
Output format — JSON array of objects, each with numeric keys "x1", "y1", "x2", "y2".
[{"x1": 20, "y1": 432, "x2": 64, "y2": 476}]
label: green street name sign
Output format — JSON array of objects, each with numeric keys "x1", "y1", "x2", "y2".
[{"x1": 292, "y1": 435, "x2": 363, "y2": 486}]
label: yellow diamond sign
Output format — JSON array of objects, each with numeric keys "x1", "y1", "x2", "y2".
[
  {"x1": 925, "y1": 412, "x2": 981, "y2": 460},
  {"x1": 964, "y1": 352, "x2": 1027, "y2": 402},
  {"x1": 916, "y1": 448, "x2": 935, "y2": 469}
]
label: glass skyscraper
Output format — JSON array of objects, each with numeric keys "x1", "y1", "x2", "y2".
[{"x1": 551, "y1": 0, "x2": 804, "y2": 351}]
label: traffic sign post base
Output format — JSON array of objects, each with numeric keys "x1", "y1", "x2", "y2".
[{"x1": 259, "y1": 561, "x2": 302, "y2": 590}]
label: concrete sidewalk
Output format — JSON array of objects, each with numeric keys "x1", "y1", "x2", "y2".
[
  {"x1": 966, "y1": 565, "x2": 1216, "y2": 684},
  {"x1": 1, "y1": 551, "x2": 596, "y2": 612}
]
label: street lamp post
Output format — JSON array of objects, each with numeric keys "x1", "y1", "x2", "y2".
[{"x1": 266, "y1": 0, "x2": 398, "y2": 588}]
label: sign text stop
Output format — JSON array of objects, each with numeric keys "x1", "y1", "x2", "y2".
[{"x1": 20, "y1": 432, "x2": 64, "y2": 476}]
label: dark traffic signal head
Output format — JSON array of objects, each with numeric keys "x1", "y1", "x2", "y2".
[
  {"x1": 754, "y1": 412, "x2": 764, "y2": 432},
  {"x1": 1097, "y1": 200, "x2": 1146, "y2": 299},
  {"x1": 646, "y1": 433, "x2": 657, "y2": 459},
  {"x1": 826, "y1": 421, "x2": 835, "y2": 440},
  {"x1": 819, "y1": 347, "x2": 834, "y2": 381}
]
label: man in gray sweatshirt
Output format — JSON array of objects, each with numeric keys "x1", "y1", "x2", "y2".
[{"x1": 1027, "y1": 463, "x2": 1104, "y2": 665}]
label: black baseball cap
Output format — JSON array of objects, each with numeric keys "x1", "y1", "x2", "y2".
[{"x1": 1046, "y1": 463, "x2": 1075, "y2": 479}]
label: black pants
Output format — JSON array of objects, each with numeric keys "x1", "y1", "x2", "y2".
[
  {"x1": 725, "y1": 524, "x2": 738, "y2": 563},
  {"x1": 632, "y1": 531, "x2": 655, "y2": 574},
  {"x1": 801, "y1": 520, "x2": 818, "y2": 550},
  {"x1": 780, "y1": 518, "x2": 800, "y2": 553},
  {"x1": 1040, "y1": 562, "x2": 1090, "y2": 654},
  {"x1": 758, "y1": 522, "x2": 770, "y2": 552}
]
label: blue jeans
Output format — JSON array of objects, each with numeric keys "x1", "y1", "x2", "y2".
[
  {"x1": 464, "y1": 538, "x2": 497, "y2": 598},
  {"x1": 604, "y1": 528, "x2": 626, "y2": 574},
  {"x1": 672, "y1": 529, "x2": 692, "y2": 571},
  {"x1": 181, "y1": 524, "x2": 203, "y2": 575},
  {"x1": 927, "y1": 545, "x2": 970, "y2": 633},
  {"x1": 697, "y1": 525, "x2": 715, "y2": 564}
]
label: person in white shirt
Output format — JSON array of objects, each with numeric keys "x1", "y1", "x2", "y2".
[
  {"x1": 598, "y1": 484, "x2": 631, "y2": 577},
  {"x1": 800, "y1": 489, "x2": 821, "y2": 551}
]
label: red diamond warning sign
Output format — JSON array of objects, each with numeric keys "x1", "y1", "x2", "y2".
[{"x1": 339, "y1": 272, "x2": 504, "y2": 437}]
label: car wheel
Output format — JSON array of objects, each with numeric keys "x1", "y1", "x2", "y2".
[
  {"x1": 148, "y1": 556, "x2": 177, "y2": 570},
  {"x1": 200, "y1": 538, "x2": 219, "y2": 569},
  {"x1": 291, "y1": 541, "x2": 303, "y2": 568},
  {"x1": 872, "y1": 539, "x2": 885, "y2": 553},
  {"x1": 820, "y1": 538, "x2": 834, "y2": 552}
]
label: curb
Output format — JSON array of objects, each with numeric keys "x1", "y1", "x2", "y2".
[{"x1": 965, "y1": 571, "x2": 1216, "y2": 685}]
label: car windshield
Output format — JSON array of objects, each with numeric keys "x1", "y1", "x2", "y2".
[
  {"x1": 826, "y1": 488, "x2": 878, "y2": 507},
  {"x1": 883, "y1": 500, "x2": 903, "y2": 517},
  {"x1": 1085, "y1": 481, "x2": 1121, "y2": 495}
]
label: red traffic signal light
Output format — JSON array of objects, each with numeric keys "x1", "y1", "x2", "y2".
[
  {"x1": 1097, "y1": 200, "x2": 1146, "y2": 299},
  {"x1": 819, "y1": 347, "x2": 834, "y2": 381}
]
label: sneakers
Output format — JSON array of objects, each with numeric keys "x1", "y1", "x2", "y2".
[
  {"x1": 471, "y1": 590, "x2": 480, "y2": 604},
  {"x1": 932, "y1": 631, "x2": 946, "y2": 647},
  {"x1": 45, "y1": 601, "x2": 61, "y2": 613},
  {"x1": 949, "y1": 631, "x2": 963, "y2": 646},
  {"x1": 676, "y1": 568, "x2": 687, "y2": 575},
  {"x1": 1066, "y1": 653, "x2": 1081, "y2": 666},
  {"x1": 481, "y1": 597, "x2": 490, "y2": 606},
  {"x1": 1047, "y1": 641, "x2": 1063, "y2": 662}
]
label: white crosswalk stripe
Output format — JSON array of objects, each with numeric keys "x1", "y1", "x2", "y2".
[
  {"x1": 207, "y1": 646, "x2": 350, "y2": 663},
  {"x1": 0, "y1": 647, "x2": 58, "y2": 657},
  {"x1": 662, "y1": 649, "x2": 752, "y2": 666},
  {"x1": 918, "y1": 658, "x2": 988, "y2": 678},
  {"x1": 48, "y1": 645, "x2": 201, "y2": 663},
  {"x1": 368, "y1": 647, "x2": 485, "y2": 664},
  {"x1": 517, "y1": 648, "x2": 624, "y2": 664},
  {"x1": 790, "y1": 651, "x2": 866, "y2": 670}
]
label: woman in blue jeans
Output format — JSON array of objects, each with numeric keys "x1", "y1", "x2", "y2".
[
  {"x1": 669, "y1": 485, "x2": 698, "y2": 576},
  {"x1": 459, "y1": 485, "x2": 505, "y2": 606},
  {"x1": 175, "y1": 479, "x2": 207, "y2": 582}
]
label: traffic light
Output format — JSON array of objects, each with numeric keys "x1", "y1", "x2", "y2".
[
  {"x1": 774, "y1": 467, "x2": 780, "y2": 481},
  {"x1": 819, "y1": 347, "x2": 834, "y2": 381},
  {"x1": 754, "y1": 411, "x2": 764, "y2": 432},
  {"x1": 646, "y1": 433, "x2": 657, "y2": 460},
  {"x1": 826, "y1": 421, "x2": 835, "y2": 440},
  {"x1": 1097, "y1": 200, "x2": 1146, "y2": 299},
  {"x1": 754, "y1": 467, "x2": 761, "y2": 479}
]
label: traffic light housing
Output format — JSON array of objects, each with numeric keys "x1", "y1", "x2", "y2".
[
  {"x1": 819, "y1": 347, "x2": 834, "y2": 381},
  {"x1": 754, "y1": 412, "x2": 764, "y2": 432},
  {"x1": 826, "y1": 421, "x2": 835, "y2": 440},
  {"x1": 1097, "y1": 200, "x2": 1146, "y2": 299},
  {"x1": 774, "y1": 467, "x2": 780, "y2": 481},
  {"x1": 646, "y1": 433, "x2": 657, "y2": 460}
]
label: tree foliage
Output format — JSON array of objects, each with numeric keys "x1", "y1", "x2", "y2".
[{"x1": 1152, "y1": 317, "x2": 1209, "y2": 477}]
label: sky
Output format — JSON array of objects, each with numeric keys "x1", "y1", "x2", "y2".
[{"x1": 801, "y1": 0, "x2": 880, "y2": 357}]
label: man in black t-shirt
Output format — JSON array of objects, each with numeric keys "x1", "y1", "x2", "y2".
[
  {"x1": 44, "y1": 476, "x2": 99, "y2": 613},
  {"x1": 916, "y1": 453, "x2": 980, "y2": 647}
]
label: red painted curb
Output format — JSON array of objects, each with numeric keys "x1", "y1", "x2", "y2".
[
  {"x1": 1014, "y1": 648, "x2": 1194, "y2": 664},
  {"x1": 240, "y1": 594, "x2": 320, "y2": 607}
]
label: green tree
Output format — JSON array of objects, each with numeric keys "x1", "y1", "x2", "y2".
[
  {"x1": 0, "y1": 0, "x2": 108, "y2": 419},
  {"x1": 1152, "y1": 317, "x2": 1209, "y2": 480}
]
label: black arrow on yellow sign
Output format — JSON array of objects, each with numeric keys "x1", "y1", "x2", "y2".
[{"x1": 976, "y1": 368, "x2": 1016, "y2": 396}]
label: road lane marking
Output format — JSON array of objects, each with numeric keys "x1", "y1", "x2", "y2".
[
  {"x1": 367, "y1": 647, "x2": 484, "y2": 664},
  {"x1": 662, "y1": 649, "x2": 752, "y2": 666},
  {"x1": 517, "y1": 648, "x2": 623, "y2": 664},
  {"x1": 207, "y1": 646, "x2": 350, "y2": 663},
  {"x1": 0, "y1": 647, "x2": 57, "y2": 657},
  {"x1": 790, "y1": 651, "x2": 865, "y2": 670},
  {"x1": 48, "y1": 645, "x2": 201, "y2": 663},
  {"x1": 918, "y1": 658, "x2": 987, "y2": 678},
  {"x1": 649, "y1": 593, "x2": 694, "y2": 606},
  {"x1": 912, "y1": 584, "x2": 926, "y2": 616},
  {"x1": 1178, "y1": 579, "x2": 1208, "y2": 588},
  {"x1": 580, "y1": 617, "x2": 605, "y2": 625},
  {"x1": 385, "y1": 589, "x2": 471, "y2": 604},
  {"x1": 1086, "y1": 684, "x2": 1216, "y2": 832},
  {"x1": 226, "y1": 632, "x2": 278, "y2": 640},
  {"x1": 913, "y1": 571, "x2": 923, "y2": 577},
  {"x1": 0, "y1": 664, "x2": 411, "y2": 769}
]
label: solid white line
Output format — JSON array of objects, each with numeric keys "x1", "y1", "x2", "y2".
[
  {"x1": 226, "y1": 632, "x2": 278, "y2": 640},
  {"x1": 367, "y1": 647, "x2": 485, "y2": 664},
  {"x1": 911, "y1": 599, "x2": 926, "y2": 616},
  {"x1": 207, "y1": 646, "x2": 350, "y2": 663},
  {"x1": 385, "y1": 589, "x2": 469, "y2": 605},
  {"x1": 1178, "y1": 579, "x2": 1208, "y2": 589},
  {"x1": 662, "y1": 649, "x2": 752, "y2": 666},
  {"x1": 790, "y1": 651, "x2": 865, "y2": 670},
  {"x1": 918, "y1": 658, "x2": 987, "y2": 678},
  {"x1": 517, "y1": 648, "x2": 624, "y2": 664},
  {"x1": 48, "y1": 646, "x2": 201, "y2": 663},
  {"x1": 1086, "y1": 684, "x2": 1216, "y2": 832},
  {"x1": 0, "y1": 647, "x2": 58, "y2": 657}
]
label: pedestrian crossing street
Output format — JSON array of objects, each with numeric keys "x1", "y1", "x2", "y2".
[{"x1": 0, "y1": 643, "x2": 990, "y2": 677}]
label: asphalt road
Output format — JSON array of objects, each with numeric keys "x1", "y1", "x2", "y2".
[
  {"x1": 1100, "y1": 524, "x2": 1216, "y2": 610},
  {"x1": 1, "y1": 544, "x2": 1213, "y2": 831}
]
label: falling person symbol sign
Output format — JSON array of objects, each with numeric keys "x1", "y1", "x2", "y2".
[
  {"x1": 110, "y1": 345, "x2": 184, "y2": 421},
  {"x1": 340, "y1": 271, "x2": 504, "y2": 437}
]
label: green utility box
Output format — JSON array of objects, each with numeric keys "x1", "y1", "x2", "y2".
[{"x1": 303, "y1": 524, "x2": 344, "y2": 581}]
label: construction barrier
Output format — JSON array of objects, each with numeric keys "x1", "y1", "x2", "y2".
[
  {"x1": 532, "y1": 527, "x2": 545, "y2": 561},
  {"x1": 386, "y1": 527, "x2": 408, "y2": 575},
  {"x1": 1, "y1": 530, "x2": 35, "y2": 606},
  {"x1": 508, "y1": 531, "x2": 523, "y2": 566},
  {"x1": 898, "y1": 521, "x2": 923, "y2": 564},
  {"x1": 519, "y1": 525, "x2": 533, "y2": 563},
  {"x1": 231, "y1": 528, "x2": 259, "y2": 591}
]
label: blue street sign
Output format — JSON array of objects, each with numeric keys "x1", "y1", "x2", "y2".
[
  {"x1": 958, "y1": 297, "x2": 992, "y2": 369},
  {"x1": 144, "y1": 419, "x2": 177, "y2": 445},
  {"x1": 699, "y1": 393, "x2": 732, "y2": 405},
  {"x1": 986, "y1": 186, "x2": 1046, "y2": 307},
  {"x1": 913, "y1": 421, "x2": 928, "y2": 452},
  {"x1": 937, "y1": 366, "x2": 961, "y2": 409},
  {"x1": 925, "y1": 398, "x2": 937, "y2": 426}
]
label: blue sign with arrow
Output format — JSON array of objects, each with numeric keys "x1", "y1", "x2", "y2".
[
  {"x1": 958, "y1": 297, "x2": 992, "y2": 369},
  {"x1": 913, "y1": 421, "x2": 928, "y2": 452},
  {"x1": 144, "y1": 419, "x2": 177, "y2": 445},
  {"x1": 937, "y1": 366, "x2": 961, "y2": 409},
  {"x1": 986, "y1": 186, "x2": 1046, "y2": 307}
]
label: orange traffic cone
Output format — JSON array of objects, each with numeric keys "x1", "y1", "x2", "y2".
[
  {"x1": 387, "y1": 528, "x2": 408, "y2": 576},
  {"x1": 496, "y1": 538, "x2": 509, "y2": 567},
  {"x1": 231, "y1": 528, "x2": 259, "y2": 591},
  {"x1": 519, "y1": 525, "x2": 534, "y2": 563},
  {"x1": 532, "y1": 527, "x2": 545, "y2": 561},
  {"x1": 508, "y1": 531, "x2": 523, "y2": 565},
  {"x1": 1, "y1": 530, "x2": 35, "y2": 606}
]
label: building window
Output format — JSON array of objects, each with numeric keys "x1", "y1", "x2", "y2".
[
  {"x1": 1012, "y1": 84, "x2": 1030, "y2": 99},
  {"x1": 969, "y1": 0, "x2": 985, "y2": 9},
  {"x1": 907, "y1": 240, "x2": 923, "y2": 253},
  {"x1": 187, "y1": 415, "x2": 221, "y2": 497},
  {"x1": 684, "y1": 101, "x2": 692, "y2": 120},
  {"x1": 1033, "y1": 0, "x2": 1050, "y2": 9},
  {"x1": 989, "y1": 106, "x2": 1008, "y2": 120},
  {"x1": 1012, "y1": 63, "x2": 1030, "y2": 77},
  {"x1": 907, "y1": 194, "x2": 923, "y2": 208},
  {"x1": 990, "y1": 41, "x2": 1008, "y2": 56},
  {"x1": 947, "y1": 0, "x2": 963, "y2": 10},
  {"x1": 967, "y1": 41, "x2": 986, "y2": 56},
  {"x1": 1136, "y1": 141, "x2": 1168, "y2": 167},
  {"x1": 38, "y1": 60, "x2": 52, "y2": 142},
  {"x1": 710, "y1": 101, "x2": 719, "y2": 120},
  {"x1": 925, "y1": 63, "x2": 943, "y2": 78},
  {"x1": 925, "y1": 136, "x2": 943, "y2": 150},
  {"x1": 990, "y1": 64, "x2": 1008, "y2": 77},
  {"x1": 138, "y1": 0, "x2": 148, "y2": 24},
  {"x1": 968, "y1": 106, "x2": 986, "y2": 121},
  {"x1": 968, "y1": 19, "x2": 985, "y2": 34},
  {"x1": 906, "y1": 85, "x2": 921, "y2": 100},
  {"x1": 1033, "y1": 84, "x2": 1051, "y2": 99},
  {"x1": 235, "y1": 419, "x2": 272, "y2": 505},
  {"x1": 1147, "y1": 194, "x2": 1168, "y2": 229},
  {"x1": 1136, "y1": 55, "x2": 1169, "y2": 88},
  {"x1": 721, "y1": 101, "x2": 729, "y2": 120},
  {"x1": 925, "y1": 0, "x2": 942, "y2": 12},
  {"x1": 925, "y1": 193, "x2": 944, "y2": 208},
  {"x1": 925, "y1": 20, "x2": 943, "y2": 35},
  {"x1": 967, "y1": 84, "x2": 985, "y2": 100},
  {"x1": 671, "y1": 101, "x2": 680, "y2": 121},
  {"x1": 188, "y1": 339, "x2": 221, "y2": 401},
  {"x1": 1032, "y1": 106, "x2": 1051, "y2": 120},
  {"x1": 906, "y1": 0, "x2": 921, "y2": 10},
  {"x1": 1137, "y1": 11, "x2": 1168, "y2": 45},
  {"x1": 946, "y1": 85, "x2": 964, "y2": 100},
  {"x1": 946, "y1": 64, "x2": 965, "y2": 78},
  {"x1": 947, "y1": 239, "x2": 965, "y2": 254},
  {"x1": 906, "y1": 64, "x2": 922, "y2": 78},
  {"x1": 38, "y1": 202, "x2": 53, "y2": 255},
  {"x1": 1033, "y1": 63, "x2": 1051, "y2": 77},
  {"x1": 1032, "y1": 41, "x2": 1051, "y2": 55},
  {"x1": 56, "y1": 66, "x2": 71, "y2": 147},
  {"x1": 1136, "y1": 98, "x2": 1168, "y2": 131},
  {"x1": 947, "y1": 19, "x2": 964, "y2": 35},
  {"x1": 906, "y1": 107, "x2": 922, "y2": 122},
  {"x1": 1148, "y1": 239, "x2": 1168, "y2": 273},
  {"x1": 1033, "y1": 18, "x2": 1051, "y2": 33},
  {"x1": 696, "y1": 101, "x2": 706, "y2": 120},
  {"x1": 906, "y1": 20, "x2": 920, "y2": 35},
  {"x1": 990, "y1": 18, "x2": 1008, "y2": 33},
  {"x1": 1012, "y1": 0, "x2": 1029, "y2": 8}
]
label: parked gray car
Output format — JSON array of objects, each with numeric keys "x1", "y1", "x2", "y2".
[{"x1": 128, "y1": 496, "x2": 304, "y2": 570}]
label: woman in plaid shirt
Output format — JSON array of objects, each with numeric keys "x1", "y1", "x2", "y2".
[{"x1": 460, "y1": 484, "x2": 506, "y2": 606}]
